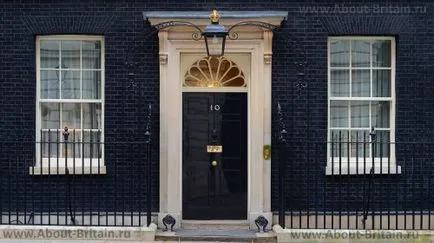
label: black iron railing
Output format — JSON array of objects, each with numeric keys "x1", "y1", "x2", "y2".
[
  {"x1": 0, "y1": 106, "x2": 154, "y2": 227},
  {"x1": 275, "y1": 134, "x2": 434, "y2": 229},
  {"x1": 274, "y1": 101, "x2": 434, "y2": 230},
  {"x1": 0, "y1": 137, "x2": 154, "y2": 226}
]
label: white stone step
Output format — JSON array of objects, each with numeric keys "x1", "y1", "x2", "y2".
[
  {"x1": 181, "y1": 220, "x2": 250, "y2": 230},
  {"x1": 155, "y1": 228, "x2": 276, "y2": 242}
]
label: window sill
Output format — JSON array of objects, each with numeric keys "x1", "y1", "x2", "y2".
[
  {"x1": 29, "y1": 165, "x2": 106, "y2": 175},
  {"x1": 325, "y1": 163, "x2": 401, "y2": 175}
]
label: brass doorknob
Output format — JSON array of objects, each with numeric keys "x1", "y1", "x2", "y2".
[{"x1": 211, "y1": 160, "x2": 218, "y2": 167}]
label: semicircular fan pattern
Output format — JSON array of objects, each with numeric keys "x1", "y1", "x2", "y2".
[{"x1": 184, "y1": 56, "x2": 246, "y2": 87}]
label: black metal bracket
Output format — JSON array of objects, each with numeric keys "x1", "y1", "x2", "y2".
[
  {"x1": 125, "y1": 50, "x2": 139, "y2": 89},
  {"x1": 146, "y1": 18, "x2": 308, "y2": 95},
  {"x1": 145, "y1": 104, "x2": 152, "y2": 144},
  {"x1": 150, "y1": 19, "x2": 279, "y2": 41},
  {"x1": 226, "y1": 21, "x2": 279, "y2": 40},
  {"x1": 277, "y1": 102, "x2": 287, "y2": 144},
  {"x1": 254, "y1": 215, "x2": 269, "y2": 232},
  {"x1": 274, "y1": 21, "x2": 308, "y2": 94},
  {"x1": 162, "y1": 214, "x2": 176, "y2": 232},
  {"x1": 151, "y1": 20, "x2": 203, "y2": 41}
]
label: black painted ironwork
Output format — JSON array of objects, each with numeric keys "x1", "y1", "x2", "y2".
[
  {"x1": 153, "y1": 20, "x2": 204, "y2": 39},
  {"x1": 125, "y1": 49, "x2": 138, "y2": 89},
  {"x1": 145, "y1": 104, "x2": 152, "y2": 227},
  {"x1": 62, "y1": 127, "x2": 78, "y2": 226},
  {"x1": 254, "y1": 215, "x2": 269, "y2": 232},
  {"x1": 272, "y1": 19, "x2": 308, "y2": 229},
  {"x1": 273, "y1": 100, "x2": 434, "y2": 232},
  {"x1": 273, "y1": 21, "x2": 308, "y2": 95},
  {"x1": 147, "y1": 13, "x2": 281, "y2": 56},
  {"x1": 162, "y1": 214, "x2": 176, "y2": 232},
  {"x1": 227, "y1": 20, "x2": 279, "y2": 33},
  {"x1": 362, "y1": 167, "x2": 374, "y2": 229},
  {"x1": 362, "y1": 127, "x2": 377, "y2": 229},
  {"x1": 0, "y1": 123, "x2": 154, "y2": 226},
  {"x1": 151, "y1": 19, "x2": 279, "y2": 41},
  {"x1": 226, "y1": 21, "x2": 279, "y2": 40},
  {"x1": 277, "y1": 102, "x2": 287, "y2": 228}
]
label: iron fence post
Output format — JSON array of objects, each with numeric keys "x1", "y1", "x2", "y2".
[
  {"x1": 63, "y1": 127, "x2": 69, "y2": 225},
  {"x1": 145, "y1": 104, "x2": 152, "y2": 226},
  {"x1": 277, "y1": 102, "x2": 287, "y2": 228}
]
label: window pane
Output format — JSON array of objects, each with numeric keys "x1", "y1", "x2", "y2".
[
  {"x1": 351, "y1": 40, "x2": 370, "y2": 67},
  {"x1": 83, "y1": 131, "x2": 102, "y2": 159},
  {"x1": 352, "y1": 70, "x2": 370, "y2": 97},
  {"x1": 373, "y1": 70, "x2": 391, "y2": 97},
  {"x1": 373, "y1": 40, "x2": 391, "y2": 67},
  {"x1": 61, "y1": 41, "x2": 80, "y2": 69},
  {"x1": 351, "y1": 130, "x2": 370, "y2": 158},
  {"x1": 374, "y1": 131, "x2": 390, "y2": 158},
  {"x1": 83, "y1": 103, "x2": 102, "y2": 129},
  {"x1": 372, "y1": 101, "x2": 390, "y2": 128},
  {"x1": 61, "y1": 71, "x2": 80, "y2": 99},
  {"x1": 351, "y1": 101, "x2": 369, "y2": 128},
  {"x1": 82, "y1": 41, "x2": 101, "y2": 69},
  {"x1": 330, "y1": 40, "x2": 350, "y2": 67},
  {"x1": 331, "y1": 70, "x2": 349, "y2": 97},
  {"x1": 62, "y1": 103, "x2": 81, "y2": 130},
  {"x1": 82, "y1": 71, "x2": 101, "y2": 99},
  {"x1": 40, "y1": 40, "x2": 59, "y2": 68},
  {"x1": 330, "y1": 130, "x2": 349, "y2": 158},
  {"x1": 330, "y1": 101, "x2": 348, "y2": 127},
  {"x1": 40, "y1": 70, "x2": 59, "y2": 99},
  {"x1": 41, "y1": 103, "x2": 60, "y2": 129}
]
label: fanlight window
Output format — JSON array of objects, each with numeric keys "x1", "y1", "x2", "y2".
[{"x1": 184, "y1": 56, "x2": 246, "y2": 87}]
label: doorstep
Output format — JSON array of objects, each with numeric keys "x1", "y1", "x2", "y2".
[{"x1": 155, "y1": 229, "x2": 276, "y2": 242}]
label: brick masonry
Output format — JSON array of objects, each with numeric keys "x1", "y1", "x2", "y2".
[{"x1": 0, "y1": 0, "x2": 433, "y2": 223}]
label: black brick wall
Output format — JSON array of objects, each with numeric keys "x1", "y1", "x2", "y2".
[{"x1": 0, "y1": 0, "x2": 433, "y2": 219}]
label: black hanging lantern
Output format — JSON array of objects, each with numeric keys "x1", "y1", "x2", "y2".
[
  {"x1": 147, "y1": 9, "x2": 282, "y2": 57},
  {"x1": 202, "y1": 10, "x2": 228, "y2": 57}
]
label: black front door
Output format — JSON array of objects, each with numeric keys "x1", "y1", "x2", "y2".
[{"x1": 182, "y1": 92, "x2": 247, "y2": 220}]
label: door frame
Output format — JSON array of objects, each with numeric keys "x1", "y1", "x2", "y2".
[{"x1": 149, "y1": 13, "x2": 283, "y2": 229}]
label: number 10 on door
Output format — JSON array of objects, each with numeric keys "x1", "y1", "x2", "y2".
[{"x1": 210, "y1": 104, "x2": 220, "y2": 111}]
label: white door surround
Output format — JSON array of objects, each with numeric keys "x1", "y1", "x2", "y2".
[{"x1": 144, "y1": 11, "x2": 287, "y2": 230}]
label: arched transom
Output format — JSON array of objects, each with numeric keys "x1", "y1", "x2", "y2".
[{"x1": 184, "y1": 56, "x2": 246, "y2": 87}]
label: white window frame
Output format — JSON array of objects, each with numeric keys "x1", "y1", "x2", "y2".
[
  {"x1": 31, "y1": 35, "x2": 106, "y2": 175},
  {"x1": 326, "y1": 36, "x2": 400, "y2": 175}
]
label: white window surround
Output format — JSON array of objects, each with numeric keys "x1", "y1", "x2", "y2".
[
  {"x1": 32, "y1": 35, "x2": 106, "y2": 175},
  {"x1": 326, "y1": 36, "x2": 400, "y2": 175}
]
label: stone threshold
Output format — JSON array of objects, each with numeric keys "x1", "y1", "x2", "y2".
[{"x1": 156, "y1": 229, "x2": 276, "y2": 242}]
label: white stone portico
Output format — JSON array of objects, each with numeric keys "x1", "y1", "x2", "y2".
[{"x1": 143, "y1": 11, "x2": 288, "y2": 230}]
